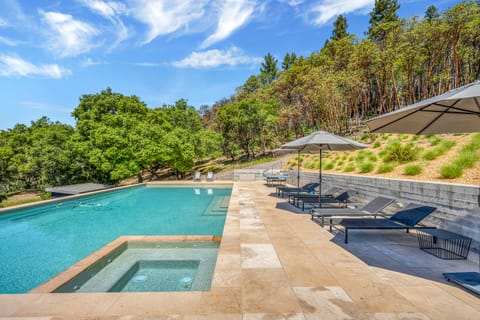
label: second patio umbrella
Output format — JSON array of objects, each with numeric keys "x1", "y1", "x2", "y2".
[
  {"x1": 280, "y1": 130, "x2": 368, "y2": 207},
  {"x1": 365, "y1": 80, "x2": 480, "y2": 134}
]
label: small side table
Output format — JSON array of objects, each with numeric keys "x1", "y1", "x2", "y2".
[{"x1": 417, "y1": 229, "x2": 472, "y2": 260}]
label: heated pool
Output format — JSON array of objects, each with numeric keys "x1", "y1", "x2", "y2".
[
  {"x1": 55, "y1": 241, "x2": 219, "y2": 293},
  {"x1": 0, "y1": 185, "x2": 231, "y2": 293}
]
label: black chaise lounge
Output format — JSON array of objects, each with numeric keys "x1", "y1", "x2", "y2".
[
  {"x1": 288, "y1": 186, "x2": 341, "y2": 205},
  {"x1": 311, "y1": 196, "x2": 396, "y2": 230},
  {"x1": 296, "y1": 190, "x2": 355, "y2": 211},
  {"x1": 276, "y1": 182, "x2": 319, "y2": 198},
  {"x1": 339, "y1": 203, "x2": 436, "y2": 243},
  {"x1": 443, "y1": 272, "x2": 480, "y2": 296}
]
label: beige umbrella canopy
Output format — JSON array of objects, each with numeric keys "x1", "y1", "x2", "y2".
[
  {"x1": 365, "y1": 80, "x2": 480, "y2": 134},
  {"x1": 280, "y1": 131, "x2": 368, "y2": 206}
]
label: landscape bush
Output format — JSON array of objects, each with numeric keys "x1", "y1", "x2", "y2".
[
  {"x1": 403, "y1": 164, "x2": 423, "y2": 176},
  {"x1": 440, "y1": 164, "x2": 463, "y2": 179},
  {"x1": 376, "y1": 163, "x2": 395, "y2": 173},
  {"x1": 422, "y1": 140, "x2": 455, "y2": 160},
  {"x1": 358, "y1": 162, "x2": 375, "y2": 173},
  {"x1": 381, "y1": 139, "x2": 421, "y2": 163}
]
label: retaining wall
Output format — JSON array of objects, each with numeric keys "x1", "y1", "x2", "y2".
[{"x1": 287, "y1": 171, "x2": 480, "y2": 246}]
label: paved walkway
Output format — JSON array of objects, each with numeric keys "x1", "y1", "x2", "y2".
[{"x1": 0, "y1": 181, "x2": 479, "y2": 319}]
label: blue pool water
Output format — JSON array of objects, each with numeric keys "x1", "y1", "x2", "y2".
[{"x1": 0, "y1": 185, "x2": 231, "y2": 293}]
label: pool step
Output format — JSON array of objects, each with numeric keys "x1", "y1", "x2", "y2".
[{"x1": 204, "y1": 196, "x2": 230, "y2": 215}]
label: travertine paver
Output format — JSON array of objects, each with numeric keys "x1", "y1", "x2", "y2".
[{"x1": 0, "y1": 180, "x2": 479, "y2": 319}]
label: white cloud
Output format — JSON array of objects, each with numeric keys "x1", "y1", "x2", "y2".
[
  {"x1": 0, "y1": 55, "x2": 71, "y2": 78},
  {"x1": 39, "y1": 10, "x2": 99, "y2": 57},
  {"x1": 201, "y1": 0, "x2": 257, "y2": 48},
  {"x1": 0, "y1": 36, "x2": 17, "y2": 46},
  {"x1": 81, "y1": 57, "x2": 102, "y2": 67},
  {"x1": 310, "y1": 0, "x2": 374, "y2": 25},
  {"x1": 131, "y1": 0, "x2": 208, "y2": 44},
  {"x1": 81, "y1": 0, "x2": 129, "y2": 47},
  {"x1": 172, "y1": 47, "x2": 261, "y2": 69},
  {"x1": 278, "y1": 0, "x2": 304, "y2": 6},
  {"x1": 0, "y1": 17, "x2": 7, "y2": 26},
  {"x1": 81, "y1": 0, "x2": 127, "y2": 18}
]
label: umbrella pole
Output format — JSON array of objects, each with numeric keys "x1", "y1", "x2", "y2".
[
  {"x1": 318, "y1": 149, "x2": 322, "y2": 208},
  {"x1": 297, "y1": 151, "x2": 300, "y2": 196}
]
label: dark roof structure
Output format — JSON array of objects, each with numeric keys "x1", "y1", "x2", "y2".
[{"x1": 46, "y1": 183, "x2": 113, "y2": 196}]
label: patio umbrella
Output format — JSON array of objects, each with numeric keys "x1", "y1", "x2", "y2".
[
  {"x1": 365, "y1": 80, "x2": 480, "y2": 134},
  {"x1": 280, "y1": 131, "x2": 368, "y2": 206},
  {"x1": 365, "y1": 80, "x2": 480, "y2": 291}
]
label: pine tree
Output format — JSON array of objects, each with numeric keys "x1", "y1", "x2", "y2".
[
  {"x1": 424, "y1": 5, "x2": 440, "y2": 21},
  {"x1": 331, "y1": 15, "x2": 349, "y2": 41},
  {"x1": 281, "y1": 52, "x2": 297, "y2": 70},
  {"x1": 260, "y1": 53, "x2": 279, "y2": 86},
  {"x1": 368, "y1": 0, "x2": 400, "y2": 41}
]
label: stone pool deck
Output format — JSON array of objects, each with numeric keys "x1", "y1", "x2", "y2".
[{"x1": 0, "y1": 181, "x2": 479, "y2": 319}]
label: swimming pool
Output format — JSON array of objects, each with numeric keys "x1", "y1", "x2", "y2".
[{"x1": 0, "y1": 185, "x2": 231, "y2": 293}]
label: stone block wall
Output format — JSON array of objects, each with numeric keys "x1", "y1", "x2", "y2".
[{"x1": 287, "y1": 172, "x2": 480, "y2": 246}]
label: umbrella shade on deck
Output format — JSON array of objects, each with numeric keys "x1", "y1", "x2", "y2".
[
  {"x1": 365, "y1": 80, "x2": 480, "y2": 134},
  {"x1": 280, "y1": 131, "x2": 368, "y2": 206}
]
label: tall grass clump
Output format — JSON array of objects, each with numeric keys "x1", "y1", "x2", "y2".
[
  {"x1": 422, "y1": 140, "x2": 456, "y2": 160},
  {"x1": 343, "y1": 164, "x2": 355, "y2": 172},
  {"x1": 440, "y1": 164, "x2": 463, "y2": 178},
  {"x1": 403, "y1": 164, "x2": 423, "y2": 176},
  {"x1": 372, "y1": 141, "x2": 381, "y2": 148},
  {"x1": 381, "y1": 139, "x2": 421, "y2": 163},
  {"x1": 358, "y1": 162, "x2": 375, "y2": 173},
  {"x1": 323, "y1": 161, "x2": 335, "y2": 170},
  {"x1": 439, "y1": 133, "x2": 480, "y2": 179},
  {"x1": 376, "y1": 163, "x2": 395, "y2": 173},
  {"x1": 427, "y1": 135, "x2": 442, "y2": 146}
]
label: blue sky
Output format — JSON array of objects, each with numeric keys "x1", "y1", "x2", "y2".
[{"x1": 0, "y1": 0, "x2": 459, "y2": 130}]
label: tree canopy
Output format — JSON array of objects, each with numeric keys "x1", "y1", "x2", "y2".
[{"x1": 1, "y1": 1, "x2": 479, "y2": 194}]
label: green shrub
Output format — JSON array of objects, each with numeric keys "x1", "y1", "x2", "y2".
[
  {"x1": 399, "y1": 134, "x2": 409, "y2": 140},
  {"x1": 372, "y1": 141, "x2": 381, "y2": 148},
  {"x1": 376, "y1": 163, "x2": 395, "y2": 173},
  {"x1": 360, "y1": 132, "x2": 372, "y2": 142},
  {"x1": 411, "y1": 135, "x2": 419, "y2": 141},
  {"x1": 403, "y1": 164, "x2": 423, "y2": 176},
  {"x1": 359, "y1": 162, "x2": 375, "y2": 173},
  {"x1": 382, "y1": 139, "x2": 421, "y2": 163},
  {"x1": 0, "y1": 193, "x2": 7, "y2": 203},
  {"x1": 440, "y1": 164, "x2": 463, "y2": 179},
  {"x1": 343, "y1": 164, "x2": 355, "y2": 172},
  {"x1": 428, "y1": 135, "x2": 442, "y2": 146},
  {"x1": 454, "y1": 150, "x2": 478, "y2": 168},
  {"x1": 324, "y1": 162, "x2": 335, "y2": 170},
  {"x1": 355, "y1": 150, "x2": 375, "y2": 163},
  {"x1": 40, "y1": 192, "x2": 51, "y2": 200},
  {"x1": 348, "y1": 156, "x2": 355, "y2": 162},
  {"x1": 342, "y1": 154, "x2": 348, "y2": 160},
  {"x1": 303, "y1": 161, "x2": 315, "y2": 169},
  {"x1": 336, "y1": 161, "x2": 344, "y2": 167},
  {"x1": 422, "y1": 140, "x2": 456, "y2": 161},
  {"x1": 288, "y1": 160, "x2": 297, "y2": 168},
  {"x1": 202, "y1": 165, "x2": 223, "y2": 173}
]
